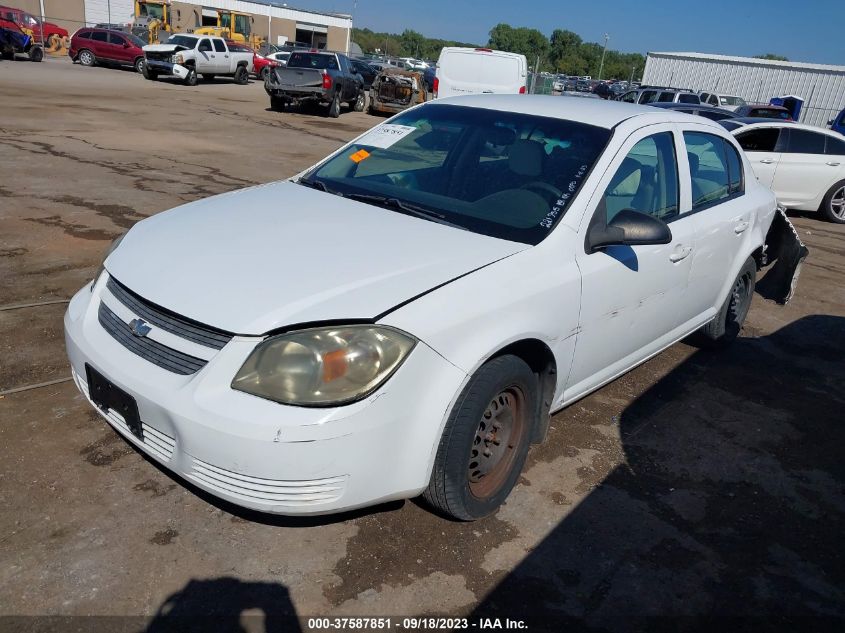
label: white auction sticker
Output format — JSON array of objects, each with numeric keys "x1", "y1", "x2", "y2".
[{"x1": 357, "y1": 124, "x2": 417, "y2": 149}]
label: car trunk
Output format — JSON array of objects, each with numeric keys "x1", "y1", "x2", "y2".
[{"x1": 272, "y1": 66, "x2": 324, "y2": 89}]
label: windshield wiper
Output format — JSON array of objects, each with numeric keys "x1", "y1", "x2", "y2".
[
  {"x1": 344, "y1": 193, "x2": 466, "y2": 230},
  {"x1": 297, "y1": 176, "x2": 342, "y2": 196}
]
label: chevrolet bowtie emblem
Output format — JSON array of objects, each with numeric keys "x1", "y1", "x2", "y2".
[{"x1": 129, "y1": 318, "x2": 152, "y2": 338}]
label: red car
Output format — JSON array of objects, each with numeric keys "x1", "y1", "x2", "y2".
[
  {"x1": 0, "y1": 5, "x2": 67, "y2": 51},
  {"x1": 70, "y1": 27, "x2": 147, "y2": 73},
  {"x1": 224, "y1": 41, "x2": 279, "y2": 80}
]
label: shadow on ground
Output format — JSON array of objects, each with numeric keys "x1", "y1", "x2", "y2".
[
  {"x1": 473, "y1": 315, "x2": 845, "y2": 631},
  {"x1": 145, "y1": 577, "x2": 302, "y2": 633}
]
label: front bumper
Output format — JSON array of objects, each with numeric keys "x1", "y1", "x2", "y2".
[
  {"x1": 64, "y1": 275, "x2": 467, "y2": 515},
  {"x1": 145, "y1": 59, "x2": 188, "y2": 79}
]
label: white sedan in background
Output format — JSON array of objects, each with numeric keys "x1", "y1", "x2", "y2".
[
  {"x1": 733, "y1": 122, "x2": 845, "y2": 223},
  {"x1": 64, "y1": 98, "x2": 804, "y2": 520}
]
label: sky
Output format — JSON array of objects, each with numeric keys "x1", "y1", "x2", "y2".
[{"x1": 298, "y1": 0, "x2": 845, "y2": 66}]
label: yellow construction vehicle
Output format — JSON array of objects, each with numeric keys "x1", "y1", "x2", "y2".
[
  {"x1": 132, "y1": 0, "x2": 172, "y2": 44},
  {"x1": 194, "y1": 11, "x2": 264, "y2": 50}
]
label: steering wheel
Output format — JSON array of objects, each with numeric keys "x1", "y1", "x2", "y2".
[{"x1": 520, "y1": 181, "x2": 565, "y2": 202}]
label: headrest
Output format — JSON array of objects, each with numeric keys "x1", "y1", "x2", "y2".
[{"x1": 508, "y1": 140, "x2": 544, "y2": 177}]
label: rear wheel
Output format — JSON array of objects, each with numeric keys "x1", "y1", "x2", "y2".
[
  {"x1": 327, "y1": 92, "x2": 341, "y2": 118},
  {"x1": 270, "y1": 96, "x2": 285, "y2": 111},
  {"x1": 133, "y1": 57, "x2": 144, "y2": 73},
  {"x1": 423, "y1": 355, "x2": 537, "y2": 520},
  {"x1": 234, "y1": 66, "x2": 249, "y2": 85},
  {"x1": 819, "y1": 180, "x2": 845, "y2": 224},
  {"x1": 183, "y1": 67, "x2": 197, "y2": 86},
  {"x1": 352, "y1": 89, "x2": 366, "y2": 112},
  {"x1": 260, "y1": 66, "x2": 269, "y2": 81},
  {"x1": 78, "y1": 48, "x2": 95, "y2": 67},
  {"x1": 702, "y1": 256, "x2": 756, "y2": 344},
  {"x1": 28, "y1": 46, "x2": 43, "y2": 62}
]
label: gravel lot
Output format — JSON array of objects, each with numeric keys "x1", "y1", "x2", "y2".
[{"x1": 1, "y1": 58, "x2": 843, "y2": 631}]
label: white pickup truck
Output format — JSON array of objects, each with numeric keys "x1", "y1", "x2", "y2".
[{"x1": 142, "y1": 34, "x2": 253, "y2": 86}]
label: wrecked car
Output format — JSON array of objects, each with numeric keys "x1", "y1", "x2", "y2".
[
  {"x1": 65, "y1": 97, "x2": 806, "y2": 521},
  {"x1": 369, "y1": 67, "x2": 427, "y2": 115},
  {"x1": 0, "y1": 17, "x2": 42, "y2": 61}
]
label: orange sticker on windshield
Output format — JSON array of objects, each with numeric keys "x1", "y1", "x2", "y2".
[{"x1": 350, "y1": 149, "x2": 371, "y2": 163}]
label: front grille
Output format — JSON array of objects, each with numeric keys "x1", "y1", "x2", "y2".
[
  {"x1": 98, "y1": 302, "x2": 207, "y2": 375},
  {"x1": 187, "y1": 458, "x2": 347, "y2": 506},
  {"x1": 107, "y1": 277, "x2": 233, "y2": 350},
  {"x1": 145, "y1": 51, "x2": 172, "y2": 62}
]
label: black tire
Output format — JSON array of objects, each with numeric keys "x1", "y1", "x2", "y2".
[
  {"x1": 133, "y1": 57, "x2": 144, "y2": 74},
  {"x1": 142, "y1": 63, "x2": 157, "y2": 81},
  {"x1": 819, "y1": 179, "x2": 845, "y2": 224},
  {"x1": 234, "y1": 66, "x2": 249, "y2": 85},
  {"x1": 423, "y1": 355, "x2": 537, "y2": 521},
  {"x1": 28, "y1": 46, "x2": 43, "y2": 63},
  {"x1": 327, "y1": 92, "x2": 341, "y2": 118},
  {"x1": 78, "y1": 48, "x2": 95, "y2": 67},
  {"x1": 201, "y1": 73, "x2": 215, "y2": 82},
  {"x1": 352, "y1": 89, "x2": 366, "y2": 112},
  {"x1": 183, "y1": 67, "x2": 197, "y2": 86},
  {"x1": 270, "y1": 96, "x2": 285, "y2": 111},
  {"x1": 702, "y1": 256, "x2": 756, "y2": 344},
  {"x1": 260, "y1": 66, "x2": 269, "y2": 81}
]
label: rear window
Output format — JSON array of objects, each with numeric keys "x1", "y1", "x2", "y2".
[
  {"x1": 719, "y1": 96, "x2": 746, "y2": 106},
  {"x1": 751, "y1": 108, "x2": 790, "y2": 119},
  {"x1": 657, "y1": 92, "x2": 675, "y2": 103},
  {"x1": 678, "y1": 93, "x2": 699, "y2": 104},
  {"x1": 784, "y1": 129, "x2": 827, "y2": 154},
  {"x1": 90, "y1": 31, "x2": 107, "y2": 42},
  {"x1": 288, "y1": 53, "x2": 338, "y2": 70},
  {"x1": 226, "y1": 41, "x2": 252, "y2": 52},
  {"x1": 825, "y1": 135, "x2": 845, "y2": 156},
  {"x1": 77, "y1": 30, "x2": 91, "y2": 39}
]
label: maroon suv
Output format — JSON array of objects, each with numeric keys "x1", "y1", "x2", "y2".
[{"x1": 70, "y1": 28, "x2": 146, "y2": 73}]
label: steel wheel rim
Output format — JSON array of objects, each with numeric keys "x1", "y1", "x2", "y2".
[
  {"x1": 830, "y1": 186, "x2": 845, "y2": 220},
  {"x1": 728, "y1": 270, "x2": 753, "y2": 329},
  {"x1": 468, "y1": 386, "x2": 526, "y2": 499}
]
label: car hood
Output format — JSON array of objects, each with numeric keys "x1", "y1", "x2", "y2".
[
  {"x1": 143, "y1": 43, "x2": 185, "y2": 53},
  {"x1": 106, "y1": 182, "x2": 527, "y2": 334}
]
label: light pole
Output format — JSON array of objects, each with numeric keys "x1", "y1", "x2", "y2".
[{"x1": 597, "y1": 32, "x2": 609, "y2": 81}]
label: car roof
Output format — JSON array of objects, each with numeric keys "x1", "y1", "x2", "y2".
[
  {"x1": 428, "y1": 95, "x2": 718, "y2": 130},
  {"x1": 731, "y1": 121, "x2": 841, "y2": 137},
  {"x1": 648, "y1": 102, "x2": 732, "y2": 112}
]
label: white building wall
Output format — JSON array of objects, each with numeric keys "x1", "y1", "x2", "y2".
[
  {"x1": 643, "y1": 52, "x2": 845, "y2": 127},
  {"x1": 84, "y1": 0, "x2": 134, "y2": 25}
]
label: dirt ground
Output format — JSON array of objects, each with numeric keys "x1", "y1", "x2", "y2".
[{"x1": 1, "y1": 58, "x2": 843, "y2": 631}]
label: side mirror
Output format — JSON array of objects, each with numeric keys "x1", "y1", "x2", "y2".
[
  {"x1": 829, "y1": 120, "x2": 835, "y2": 126},
  {"x1": 587, "y1": 208, "x2": 672, "y2": 253}
]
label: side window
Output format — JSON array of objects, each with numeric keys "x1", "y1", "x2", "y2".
[
  {"x1": 90, "y1": 31, "x2": 108, "y2": 42},
  {"x1": 213, "y1": 39, "x2": 226, "y2": 52},
  {"x1": 825, "y1": 135, "x2": 845, "y2": 156},
  {"x1": 620, "y1": 91, "x2": 637, "y2": 103},
  {"x1": 78, "y1": 30, "x2": 91, "y2": 39},
  {"x1": 723, "y1": 140, "x2": 744, "y2": 195},
  {"x1": 785, "y1": 129, "x2": 827, "y2": 154},
  {"x1": 735, "y1": 128, "x2": 780, "y2": 152},
  {"x1": 327, "y1": 56, "x2": 339, "y2": 70},
  {"x1": 198, "y1": 38, "x2": 212, "y2": 52},
  {"x1": 684, "y1": 132, "x2": 732, "y2": 210},
  {"x1": 108, "y1": 33, "x2": 126, "y2": 46},
  {"x1": 657, "y1": 91, "x2": 674, "y2": 103},
  {"x1": 708, "y1": 95, "x2": 718, "y2": 106},
  {"x1": 603, "y1": 132, "x2": 679, "y2": 222},
  {"x1": 639, "y1": 90, "x2": 658, "y2": 104},
  {"x1": 678, "y1": 93, "x2": 699, "y2": 104}
]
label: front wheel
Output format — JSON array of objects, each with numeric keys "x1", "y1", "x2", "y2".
[
  {"x1": 819, "y1": 179, "x2": 845, "y2": 224},
  {"x1": 183, "y1": 67, "x2": 197, "y2": 86},
  {"x1": 423, "y1": 355, "x2": 537, "y2": 520},
  {"x1": 142, "y1": 63, "x2": 157, "y2": 81},
  {"x1": 701, "y1": 256, "x2": 756, "y2": 344},
  {"x1": 270, "y1": 96, "x2": 285, "y2": 111},
  {"x1": 28, "y1": 46, "x2": 43, "y2": 62},
  {"x1": 134, "y1": 57, "x2": 145, "y2": 74},
  {"x1": 327, "y1": 92, "x2": 341, "y2": 118},
  {"x1": 352, "y1": 89, "x2": 366, "y2": 112},
  {"x1": 233, "y1": 66, "x2": 249, "y2": 85}
]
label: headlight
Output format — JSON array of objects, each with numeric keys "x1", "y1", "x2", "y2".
[
  {"x1": 232, "y1": 325, "x2": 416, "y2": 406},
  {"x1": 91, "y1": 233, "x2": 125, "y2": 291},
  {"x1": 172, "y1": 53, "x2": 183, "y2": 64}
]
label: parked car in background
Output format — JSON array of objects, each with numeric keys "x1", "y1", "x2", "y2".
[
  {"x1": 0, "y1": 4, "x2": 67, "y2": 52},
  {"x1": 64, "y1": 97, "x2": 804, "y2": 521},
  {"x1": 434, "y1": 47, "x2": 527, "y2": 98},
  {"x1": 699, "y1": 92, "x2": 747, "y2": 111},
  {"x1": 733, "y1": 104, "x2": 792, "y2": 120},
  {"x1": 422, "y1": 65, "x2": 435, "y2": 93},
  {"x1": 618, "y1": 87, "x2": 700, "y2": 105},
  {"x1": 265, "y1": 50, "x2": 291, "y2": 66},
  {"x1": 0, "y1": 16, "x2": 42, "y2": 61},
  {"x1": 718, "y1": 117, "x2": 794, "y2": 132},
  {"x1": 265, "y1": 50, "x2": 365, "y2": 117},
  {"x1": 829, "y1": 106, "x2": 845, "y2": 136},
  {"x1": 143, "y1": 34, "x2": 253, "y2": 86},
  {"x1": 733, "y1": 122, "x2": 845, "y2": 222},
  {"x1": 369, "y1": 67, "x2": 427, "y2": 115},
  {"x1": 70, "y1": 28, "x2": 147, "y2": 73},
  {"x1": 348, "y1": 58, "x2": 377, "y2": 90},
  {"x1": 648, "y1": 102, "x2": 737, "y2": 121},
  {"x1": 252, "y1": 50, "x2": 280, "y2": 80}
]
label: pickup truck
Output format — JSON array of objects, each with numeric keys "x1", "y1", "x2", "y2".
[
  {"x1": 265, "y1": 51, "x2": 365, "y2": 118},
  {"x1": 142, "y1": 34, "x2": 253, "y2": 86}
]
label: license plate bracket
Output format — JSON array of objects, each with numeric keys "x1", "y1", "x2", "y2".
[{"x1": 85, "y1": 364, "x2": 143, "y2": 440}]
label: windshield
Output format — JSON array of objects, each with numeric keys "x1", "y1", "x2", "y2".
[
  {"x1": 288, "y1": 53, "x2": 338, "y2": 70},
  {"x1": 165, "y1": 35, "x2": 197, "y2": 48},
  {"x1": 139, "y1": 4, "x2": 164, "y2": 19},
  {"x1": 126, "y1": 33, "x2": 147, "y2": 47},
  {"x1": 720, "y1": 95, "x2": 746, "y2": 106},
  {"x1": 306, "y1": 103, "x2": 611, "y2": 244}
]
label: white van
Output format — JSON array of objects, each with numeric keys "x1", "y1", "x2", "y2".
[{"x1": 435, "y1": 47, "x2": 527, "y2": 98}]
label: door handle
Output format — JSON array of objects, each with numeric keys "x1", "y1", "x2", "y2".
[
  {"x1": 826, "y1": 161, "x2": 841, "y2": 166},
  {"x1": 759, "y1": 158, "x2": 775, "y2": 164},
  {"x1": 734, "y1": 221, "x2": 749, "y2": 234},
  {"x1": 669, "y1": 246, "x2": 693, "y2": 263}
]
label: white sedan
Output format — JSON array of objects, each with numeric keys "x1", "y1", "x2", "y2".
[
  {"x1": 64, "y1": 97, "x2": 804, "y2": 520},
  {"x1": 733, "y1": 121, "x2": 845, "y2": 223}
]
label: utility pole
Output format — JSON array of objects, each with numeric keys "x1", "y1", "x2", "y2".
[
  {"x1": 38, "y1": 0, "x2": 45, "y2": 47},
  {"x1": 597, "y1": 33, "x2": 609, "y2": 81},
  {"x1": 629, "y1": 64, "x2": 635, "y2": 86}
]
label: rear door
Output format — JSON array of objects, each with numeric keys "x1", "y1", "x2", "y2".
[
  {"x1": 88, "y1": 30, "x2": 109, "y2": 59},
  {"x1": 734, "y1": 126, "x2": 783, "y2": 188},
  {"x1": 212, "y1": 38, "x2": 229, "y2": 73},
  {"x1": 771, "y1": 128, "x2": 839, "y2": 207}
]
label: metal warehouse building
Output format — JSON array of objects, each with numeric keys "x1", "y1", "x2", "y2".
[
  {"x1": 643, "y1": 52, "x2": 845, "y2": 127},
  {"x1": 6, "y1": 0, "x2": 352, "y2": 51}
]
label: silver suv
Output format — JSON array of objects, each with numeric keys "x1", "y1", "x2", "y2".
[{"x1": 618, "y1": 87, "x2": 701, "y2": 105}]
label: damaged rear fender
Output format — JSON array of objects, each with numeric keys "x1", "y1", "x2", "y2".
[{"x1": 756, "y1": 205, "x2": 809, "y2": 304}]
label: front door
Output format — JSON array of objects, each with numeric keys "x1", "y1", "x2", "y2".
[
  {"x1": 107, "y1": 32, "x2": 131, "y2": 63},
  {"x1": 568, "y1": 126, "x2": 697, "y2": 401}
]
